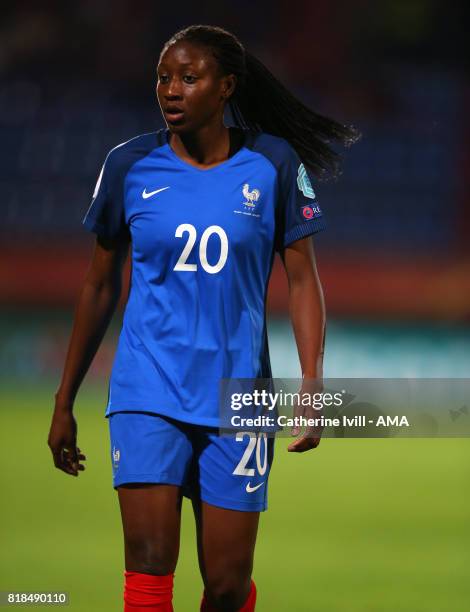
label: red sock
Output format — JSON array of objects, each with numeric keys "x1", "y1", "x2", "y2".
[
  {"x1": 124, "y1": 571, "x2": 174, "y2": 611},
  {"x1": 200, "y1": 579, "x2": 256, "y2": 611}
]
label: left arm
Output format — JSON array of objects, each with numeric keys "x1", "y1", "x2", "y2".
[{"x1": 281, "y1": 235, "x2": 326, "y2": 451}]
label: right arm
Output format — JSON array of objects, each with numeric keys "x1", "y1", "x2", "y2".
[{"x1": 47, "y1": 233, "x2": 130, "y2": 476}]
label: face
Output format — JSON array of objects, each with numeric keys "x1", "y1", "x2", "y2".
[{"x1": 157, "y1": 41, "x2": 235, "y2": 133}]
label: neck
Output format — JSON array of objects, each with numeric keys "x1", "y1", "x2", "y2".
[{"x1": 169, "y1": 122, "x2": 230, "y2": 167}]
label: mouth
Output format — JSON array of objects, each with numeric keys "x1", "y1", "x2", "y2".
[{"x1": 164, "y1": 106, "x2": 185, "y2": 124}]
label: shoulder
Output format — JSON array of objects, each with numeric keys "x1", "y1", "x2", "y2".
[
  {"x1": 97, "y1": 130, "x2": 167, "y2": 192},
  {"x1": 104, "y1": 131, "x2": 163, "y2": 169},
  {"x1": 243, "y1": 130, "x2": 299, "y2": 171}
]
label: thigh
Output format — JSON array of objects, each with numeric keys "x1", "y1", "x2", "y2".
[
  {"x1": 192, "y1": 498, "x2": 260, "y2": 586},
  {"x1": 109, "y1": 411, "x2": 194, "y2": 574},
  {"x1": 189, "y1": 430, "x2": 273, "y2": 599},
  {"x1": 118, "y1": 484, "x2": 182, "y2": 574}
]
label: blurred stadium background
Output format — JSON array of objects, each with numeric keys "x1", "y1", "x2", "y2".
[{"x1": 1, "y1": 1, "x2": 469, "y2": 610}]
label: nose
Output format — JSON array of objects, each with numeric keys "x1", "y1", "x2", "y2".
[{"x1": 165, "y1": 77, "x2": 183, "y2": 100}]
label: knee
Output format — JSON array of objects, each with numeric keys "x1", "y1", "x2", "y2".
[
  {"x1": 125, "y1": 535, "x2": 177, "y2": 575},
  {"x1": 204, "y1": 566, "x2": 252, "y2": 611}
]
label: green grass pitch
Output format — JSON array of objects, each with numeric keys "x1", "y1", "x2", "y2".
[{"x1": 1, "y1": 383, "x2": 469, "y2": 611}]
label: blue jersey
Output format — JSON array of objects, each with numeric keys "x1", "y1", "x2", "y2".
[{"x1": 83, "y1": 128, "x2": 325, "y2": 426}]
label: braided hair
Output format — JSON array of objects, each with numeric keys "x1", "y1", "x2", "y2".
[{"x1": 161, "y1": 25, "x2": 360, "y2": 179}]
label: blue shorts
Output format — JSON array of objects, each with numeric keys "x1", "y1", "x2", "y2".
[{"x1": 108, "y1": 411, "x2": 275, "y2": 512}]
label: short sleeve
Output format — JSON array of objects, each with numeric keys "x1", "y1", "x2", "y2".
[
  {"x1": 82, "y1": 151, "x2": 128, "y2": 240},
  {"x1": 275, "y1": 146, "x2": 326, "y2": 251}
]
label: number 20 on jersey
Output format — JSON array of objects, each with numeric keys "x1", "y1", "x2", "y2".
[{"x1": 174, "y1": 223, "x2": 228, "y2": 274}]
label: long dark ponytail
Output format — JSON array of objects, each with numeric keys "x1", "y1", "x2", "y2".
[{"x1": 162, "y1": 25, "x2": 360, "y2": 179}]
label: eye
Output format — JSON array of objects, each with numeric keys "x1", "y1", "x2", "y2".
[
  {"x1": 158, "y1": 74, "x2": 169, "y2": 84},
  {"x1": 183, "y1": 75, "x2": 197, "y2": 84}
]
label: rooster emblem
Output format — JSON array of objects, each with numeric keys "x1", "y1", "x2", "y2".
[{"x1": 242, "y1": 183, "x2": 260, "y2": 207}]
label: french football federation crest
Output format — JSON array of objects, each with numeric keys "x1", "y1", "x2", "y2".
[
  {"x1": 242, "y1": 183, "x2": 260, "y2": 208},
  {"x1": 297, "y1": 163, "x2": 316, "y2": 199}
]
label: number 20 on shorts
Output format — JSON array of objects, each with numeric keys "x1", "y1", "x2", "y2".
[{"x1": 233, "y1": 432, "x2": 268, "y2": 477}]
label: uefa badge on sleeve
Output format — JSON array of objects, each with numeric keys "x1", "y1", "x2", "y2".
[{"x1": 302, "y1": 204, "x2": 322, "y2": 221}]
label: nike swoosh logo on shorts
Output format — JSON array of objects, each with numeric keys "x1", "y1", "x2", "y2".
[
  {"x1": 142, "y1": 186, "x2": 170, "y2": 199},
  {"x1": 246, "y1": 481, "x2": 265, "y2": 493}
]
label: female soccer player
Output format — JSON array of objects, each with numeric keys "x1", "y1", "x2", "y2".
[{"x1": 48, "y1": 25, "x2": 358, "y2": 612}]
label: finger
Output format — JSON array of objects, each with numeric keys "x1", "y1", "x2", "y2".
[
  {"x1": 288, "y1": 440, "x2": 312, "y2": 453},
  {"x1": 53, "y1": 448, "x2": 80, "y2": 474},
  {"x1": 304, "y1": 424, "x2": 324, "y2": 442},
  {"x1": 62, "y1": 465, "x2": 79, "y2": 475},
  {"x1": 66, "y1": 446, "x2": 78, "y2": 460},
  {"x1": 77, "y1": 453, "x2": 86, "y2": 460},
  {"x1": 53, "y1": 459, "x2": 79, "y2": 476},
  {"x1": 291, "y1": 402, "x2": 304, "y2": 437},
  {"x1": 62, "y1": 468, "x2": 79, "y2": 476},
  {"x1": 61, "y1": 447, "x2": 78, "y2": 469},
  {"x1": 52, "y1": 451, "x2": 67, "y2": 469},
  {"x1": 287, "y1": 436, "x2": 320, "y2": 453},
  {"x1": 50, "y1": 448, "x2": 74, "y2": 470},
  {"x1": 59, "y1": 458, "x2": 79, "y2": 475}
]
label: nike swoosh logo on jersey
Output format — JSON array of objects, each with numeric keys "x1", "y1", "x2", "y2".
[
  {"x1": 246, "y1": 481, "x2": 265, "y2": 493},
  {"x1": 142, "y1": 186, "x2": 170, "y2": 199}
]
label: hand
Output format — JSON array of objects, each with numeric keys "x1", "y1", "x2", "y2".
[
  {"x1": 47, "y1": 405, "x2": 86, "y2": 476},
  {"x1": 287, "y1": 377, "x2": 324, "y2": 453}
]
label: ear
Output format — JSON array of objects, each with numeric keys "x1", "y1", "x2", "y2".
[{"x1": 221, "y1": 74, "x2": 237, "y2": 101}]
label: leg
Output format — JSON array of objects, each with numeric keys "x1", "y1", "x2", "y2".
[
  {"x1": 188, "y1": 429, "x2": 275, "y2": 611},
  {"x1": 109, "y1": 412, "x2": 194, "y2": 572},
  {"x1": 193, "y1": 498, "x2": 259, "y2": 611},
  {"x1": 118, "y1": 483, "x2": 182, "y2": 575},
  {"x1": 118, "y1": 484, "x2": 182, "y2": 611},
  {"x1": 108, "y1": 412, "x2": 194, "y2": 610}
]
